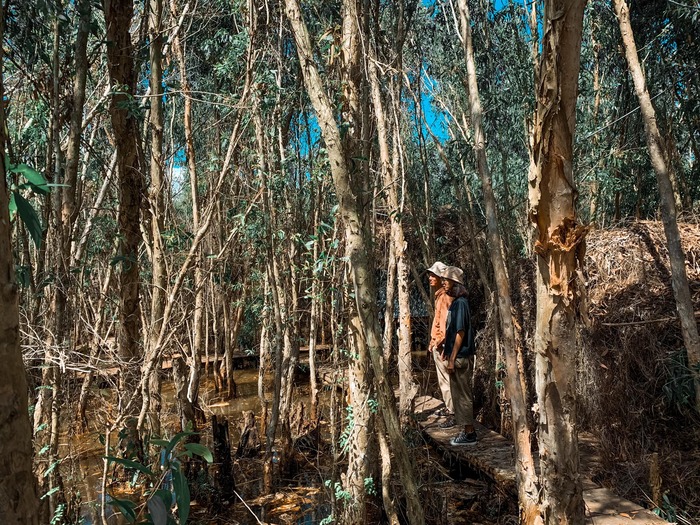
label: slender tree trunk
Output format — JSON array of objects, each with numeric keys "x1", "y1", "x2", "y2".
[
  {"x1": 264, "y1": 256, "x2": 285, "y2": 490},
  {"x1": 284, "y1": 1, "x2": 424, "y2": 523},
  {"x1": 454, "y1": 1, "x2": 542, "y2": 522},
  {"x1": 383, "y1": 240, "x2": 397, "y2": 363},
  {"x1": 613, "y1": 0, "x2": 700, "y2": 411},
  {"x1": 277, "y1": 100, "x2": 301, "y2": 473},
  {"x1": 588, "y1": 19, "x2": 601, "y2": 223},
  {"x1": 145, "y1": 0, "x2": 166, "y2": 438},
  {"x1": 33, "y1": 6, "x2": 63, "y2": 467},
  {"x1": 308, "y1": 186, "x2": 322, "y2": 420},
  {"x1": 226, "y1": 284, "x2": 248, "y2": 399},
  {"x1": 77, "y1": 264, "x2": 115, "y2": 428},
  {"x1": 226, "y1": 285, "x2": 246, "y2": 399},
  {"x1": 528, "y1": 0, "x2": 587, "y2": 522},
  {"x1": 0, "y1": 6, "x2": 39, "y2": 519},
  {"x1": 104, "y1": 0, "x2": 143, "y2": 408},
  {"x1": 367, "y1": 53, "x2": 418, "y2": 421},
  {"x1": 169, "y1": 0, "x2": 205, "y2": 425},
  {"x1": 36, "y1": 9, "x2": 69, "y2": 516},
  {"x1": 62, "y1": 0, "x2": 91, "y2": 231}
]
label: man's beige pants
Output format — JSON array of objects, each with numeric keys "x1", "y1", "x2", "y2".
[{"x1": 450, "y1": 355, "x2": 474, "y2": 427}]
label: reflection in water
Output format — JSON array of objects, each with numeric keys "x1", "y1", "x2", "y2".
[{"x1": 66, "y1": 366, "x2": 336, "y2": 525}]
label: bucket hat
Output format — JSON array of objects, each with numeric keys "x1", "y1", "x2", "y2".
[
  {"x1": 442, "y1": 266, "x2": 464, "y2": 285},
  {"x1": 426, "y1": 261, "x2": 448, "y2": 278}
]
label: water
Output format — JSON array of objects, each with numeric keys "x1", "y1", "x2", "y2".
[{"x1": 64, "y1": 366, "x2": 336, "y2": 525}]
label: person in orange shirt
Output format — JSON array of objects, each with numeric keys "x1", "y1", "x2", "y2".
[{"x1": 426, "y1": 261, "x2": 455, "y2": 428}]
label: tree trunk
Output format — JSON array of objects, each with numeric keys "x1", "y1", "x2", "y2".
[
  {"x1": 77, "y1": 264, "x2": 115, "y2": 428},
  {"x1": 169, "y1": 0, "x2": 206, "y2": 426},
  {"x1": 226, "y1": 285, "x2": 246, "y2": 399},
  {"x1": 145, "y1": 0, "x2": 166, "y2": 438},
  {"x1": 284, "y1": 1, "x2": 425, "y2": 523},
  {"x1": 613, "y1": 0, "x2": 700, "y2": 412},
  {"x1": 104, "y1": 0, "x2": 143, "y2": 406},
  {"x1": 0, "y1": 5, "x2": 39, "y2": 518},
  {"x1": 367, "y1": 53, "x2": 418, "y2": 421},
  {"x1": 455, "y1": 1, "x2": 542, "y2": 522},
  {"x1": 528, "y1": 0, "x2": 587, "y2": 522},
  {"x1": 308, "y1": 186, "x2": 322, "y2": 420}
]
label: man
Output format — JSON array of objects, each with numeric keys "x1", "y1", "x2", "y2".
[
  {"x1": 442, "y1": 265, "x2": 477, "y2": 446},
  {"x1": 426, "y1": 261, "x2": 455, "y2": 428}
]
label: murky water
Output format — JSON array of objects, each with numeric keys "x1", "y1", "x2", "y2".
[
  {"x1": 61, "y1": 352, "x2": 446, "y2": 525},
  {"x1": 63, "y1": 365, "x2": 339, "y2": 525}
]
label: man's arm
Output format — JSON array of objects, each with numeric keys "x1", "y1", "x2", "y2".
[{"x1": 447, "y1": 330, "x2": 465, "y2": 373}]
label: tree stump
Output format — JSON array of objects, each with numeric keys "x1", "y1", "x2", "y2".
[
  {"x1": 236, "y1": 410, "x2": 260, "y2": 457},
  {"x1": 212, "y1": 415, "x2": 235, "y2": 502}
]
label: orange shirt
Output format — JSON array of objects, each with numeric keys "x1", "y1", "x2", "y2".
[{"x1": 430, "y1": 287, "x2": 454, "y2": 350}]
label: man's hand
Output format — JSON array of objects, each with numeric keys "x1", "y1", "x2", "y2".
[{"x1": 447, "y1": 359, "x2": 455, "y2": 374}]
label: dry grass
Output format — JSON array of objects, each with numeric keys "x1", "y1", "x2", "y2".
[
  {"x1": 581, "y1": 221, "x2": 700, "y2": 522},
  {"x1": 475, "y1": 220, "x2": 700, "y2": 522}
]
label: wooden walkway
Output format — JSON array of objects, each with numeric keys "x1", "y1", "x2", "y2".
[{"x1": 414, "y1": 395, "x2": 668, "y2": 524}]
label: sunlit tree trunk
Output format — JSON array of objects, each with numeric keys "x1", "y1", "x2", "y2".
[
  {"x1": 0, "y1": 6, "x2": 39, "y2": 519},
  {"x1": 169, "y1": 0, "x2": 205, "y2": 426},
  {"x1": 454, "y1": 1, "x2": 542, "y2": 523},
  {"x1": 613, "y1": 0, "x2": 700, "y2": 412},
  {"x1": 367, "y1": 50, "x2": 418, "y2": 422},
  {"x1": 284, "y1": 1, "x2": 425, "y2": 523},
  {"x1": 337, "y1": 2, "x2": 373, "y2": 519},
  {"x1": 528, "y1": 0, "x2": 587, "y2": 522},
  {"x1": 308, "y1": 186, "x2": 322, "y2": 420}
]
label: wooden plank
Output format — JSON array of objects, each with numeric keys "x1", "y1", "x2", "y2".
[
  {"x1": 415, "y1": 395, "x2": 668, "y2": 525},
  {"x1": 584, "y1": 488, "x2": 664, "y2": 524},
  {"x1": 298, "y1": 344, "x2": 332, "y2": 353}
]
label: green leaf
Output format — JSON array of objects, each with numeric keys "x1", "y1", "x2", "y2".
[
  {"x1": 44, "y1": 459, "x2": 61, "y2": 478},
  {"x1": 154, "y1": 489, "x2": 173, "y2": 509},
  {"x1": 109, "y1": 496, "x2": 137, "y2": 524},
  {"x1": 13, "y1": 192, "x2": 43, "y2": 249},
  {"x1": 8, "y1": 163, "x2": 50, "y2": 194},
  {"x1": 171, "y1": 468, "x2": 190, "y2": 525},
  {"x1": 105, "y1": 456, "x2": 155, "y2": 477},
  {"x1": 183, "y1": 443, "x2": 213, "y2": 463},
  {"x1": 8, "y1": 192, "x2": 17, "y2": 220},
  {"x1": 40, "y1": 486, "x2": 60, "y2": 500},
  {"x1": 149, "y1": 439, "x2": 170, "y2": 449},
  {"x1": 147, "y1": 494, "x2": 169, "y2": 525},
  {"x1": 165, "y1": 429, "x2": 196, "y2": 456}
]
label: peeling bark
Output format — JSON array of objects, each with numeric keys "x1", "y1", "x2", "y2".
[
  {"x1": 284, "y1": 1, "x2": 425, "y2": 522},
  {"x1": 528, "y1": 0, "x2": 587, "y2": 522},
  {"x1": 455, "y1": 0, "x2": 542, "y2": 521}
]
